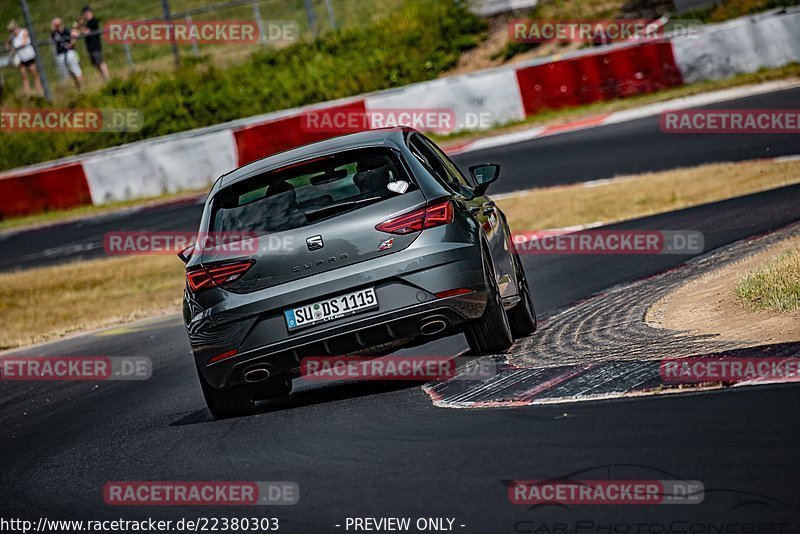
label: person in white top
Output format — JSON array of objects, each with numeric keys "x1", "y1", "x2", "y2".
[{"x1": 6, "y1": 20, "x2": 43, "y2": 97}]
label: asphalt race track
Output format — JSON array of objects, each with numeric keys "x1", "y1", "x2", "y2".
[
  {"x1": 454, "y1": 85, "x2": 800, "y2": 189},
  {"x1": 2, "y1": 86, "x2": 799, "y2": 272},
  {"x1": 2, "y1": 181, "x2": 799, "y2": 530}
]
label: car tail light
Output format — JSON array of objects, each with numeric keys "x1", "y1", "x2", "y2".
[
  {"x1": 375, "y1": 200, "x2": 454, "y2": 235},
  {"x1": 186, "y1": 260, "x2": 255, "y2": 293},
  {"x1": 208, "y1": 348, "x2": 238, "y2": 365},
  {"x1": 435, "y1": 288, "x2": 474, "y2": 299}
]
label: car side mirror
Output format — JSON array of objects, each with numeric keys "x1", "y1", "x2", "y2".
[
  {"x1": 177, "y1": 243, "x2": 196, "y2": 264},
  {"x1": 469, "y1": 164, "x2": 501, "y2": 196}
]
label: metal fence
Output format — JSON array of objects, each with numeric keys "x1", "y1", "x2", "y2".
[{"x1": 2, "y1": 0, "x2": 399, "y2": 101}]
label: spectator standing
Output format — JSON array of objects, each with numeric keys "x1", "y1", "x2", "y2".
[
  {"x1": 51, "y1": 17, "x2": 82, "y2": 89},
  {"x1": 80, "y1": 6, "x2": 109, "y2": 80},
  {"x1": 7, "y1": 20, "x2": 43, "y2": 97}
]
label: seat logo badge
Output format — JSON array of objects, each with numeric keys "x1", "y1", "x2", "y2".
[
  {"x1": 306, "y1": 235, "x2": 324, "y2": 251},
  {"x1": 379, "y1": 238, "x2": 394, "y2": 251}
]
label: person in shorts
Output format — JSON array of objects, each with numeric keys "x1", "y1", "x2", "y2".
[
  {"x1": 51, "y1": 17, "x2": 82, "y2": 89},
  {"x1": 80, "y1": 6, "x2": 109, "y2": 80},
  {"x1": 6, "y1": 20, "x2": 43, "y2": 97}
]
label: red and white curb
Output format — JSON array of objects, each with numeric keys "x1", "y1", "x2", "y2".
[
  {"x1": 443, "y1": 79, "x2": 800, "y2": 155},
  {"x1": 423, "y1": 352, "x2": 800, "y2": 409}
]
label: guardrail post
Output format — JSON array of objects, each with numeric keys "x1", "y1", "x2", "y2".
[
  {"x1": 186, "y1": 15, "x2": 200, "y2": 56},
  {"x1": 252, "y1": 2, "x2": 266, "y2": 44},
  {"x1": 19, "y1": 0, "x2": 52, "y2": 101},
  {"x1": 123, "y1": 43, "x2": 135, "y2": 69},
  {"x1": 161, "y1": 0, "x2": 180, "y2": 67},
  {"x1": 303, "y1": 0, "x2": 317, "y2": 37},
  {"x1": 324, "y1": 0, "x2": 337, "y2": 30}
]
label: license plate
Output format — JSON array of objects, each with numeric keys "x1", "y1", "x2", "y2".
[{"x1": 284, "y1": 287, "x2": 378, "y2": 331}]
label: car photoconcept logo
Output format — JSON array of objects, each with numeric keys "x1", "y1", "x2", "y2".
[{"x1": 306, "y1": 235, "x2": 324, "y2": 251}]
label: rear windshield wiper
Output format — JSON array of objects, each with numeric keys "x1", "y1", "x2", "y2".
[{"x1": 304, "y1": 196, "x2": 383, "y2": 223}]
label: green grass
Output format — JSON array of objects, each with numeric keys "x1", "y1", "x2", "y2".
[
  {"x1": 491, "y1": 0, "x2": 628, "y2": 61},
  {"x1": 736, "y1": 248, "x2": 800, "y2": 312},
  {"x1": 682, "y1": 0, "x2": 800, "y2": 23},
  {"x1": 0, "y1": 0, "x2": 486, "y2": 174},
  {"x1": 0, "y1": 0, "x2": 405, "y2": 98},
  {"x1": 493, "y1": 0, "x2": 800, "y2": 62}
]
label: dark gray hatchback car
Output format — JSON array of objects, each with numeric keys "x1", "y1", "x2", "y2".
[{"x1": 181, "y1": 127, "x2": 536, "y2": 418}]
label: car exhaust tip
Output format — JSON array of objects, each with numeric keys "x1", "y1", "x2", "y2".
[
  {"x1": 419, "y1": 319, "x2": 447, "y2": 336},
  {"x1": 243, "y1": 367, "x2": 272, "y2": 383}
]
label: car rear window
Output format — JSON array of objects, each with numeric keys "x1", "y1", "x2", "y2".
[{"x1": 209, "y1": 149, "x2": 414, "y2": 234}]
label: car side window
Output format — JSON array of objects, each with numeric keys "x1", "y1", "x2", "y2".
[
  {"x1": 409, "y1": 135, "x2": 452, "y2": 186},
  {"x1": 418, "y1": 135, "x2": 474, "y2": 189}
]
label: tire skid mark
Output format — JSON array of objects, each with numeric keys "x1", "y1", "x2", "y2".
[{"x1": 424, "y1": 220, "x2": 800, "y2": 409}]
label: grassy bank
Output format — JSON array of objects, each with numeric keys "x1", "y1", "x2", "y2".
[
  {"x1": 685, "y1": 0, "x2": 800, "y2": 23},
  {"x1": 0, "y1": 0, "x2": 406, "y2": 98},
  {"x1": 736, "y1": 248, "x2": 800, "y2": 312},
  {"x1": 0, "y1": 255, "x2": 183, "y2": 349},
  {"x1": 0, "y1": 0, "x2": 485, "y2": 172}
]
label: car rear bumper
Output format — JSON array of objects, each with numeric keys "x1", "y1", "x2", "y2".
[{"x1": 186, "y1": 238, "x2": 486, "y2": 389}]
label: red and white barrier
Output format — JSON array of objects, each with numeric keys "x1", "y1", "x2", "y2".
[
  {"x1": 672, "y1": 10, "x2": 800, "y2": 83},
  {"x1": 2, "y1": 9, "x2": 798, "y2": 219},
  {"x1": 233, "y1": 100, "x2": 367, "y2": 166},
  {"x1": 365, "y1": 68, "x2": 526, "y2": 132},
  {"x1": 0, "y1": 162, "x2": 91, "y2": 218},
  {"x1": 82, "y1": 130, "x2": 238, "y2": 204}
]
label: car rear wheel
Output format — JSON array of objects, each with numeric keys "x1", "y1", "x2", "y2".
[
  {"x1": 465, "y1": 253, "x2": 514, "y2": 355},
  {"x1": 508, "y1": 254, "x2": 537, "y2": 338},
  {"x1": 199, "y1": 373, "x2": 255, "y2": 420}
]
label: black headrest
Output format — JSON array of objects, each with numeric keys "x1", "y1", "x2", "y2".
[
  {"x1": 267, "y1": 180, "x2": 293, "y2": 197},
  {"x1": 357, "y1": 158, "x2": 388, "y2": 173}
]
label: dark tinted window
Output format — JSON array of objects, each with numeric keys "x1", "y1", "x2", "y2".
[
  {"x1": 409, "y1": 134, "x2": 471, "y2": 190},
  {"x1": 418, "y1": 135, "x2": 473, "y2": 188},
  {"x1": 210, "y1": 149, "x2": 413, "y2": 234}
]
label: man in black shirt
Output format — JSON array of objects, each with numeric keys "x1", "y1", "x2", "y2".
[
  {"x1": 50, "y1": 17, "x2": 83, "y2": 89},
  {"x1": 80, "y1": 6, "x2": 109, "y2": 80}
]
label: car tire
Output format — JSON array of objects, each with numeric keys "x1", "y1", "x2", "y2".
[
  {"x1": 508, "y1": 253, "x2": 537, "y2": 338},
  {"x1": 465, "y1": 253, "x2": 514, "y2": 355},
  {"x1": 199, "y1": 373, "x2": 254, "y2": 420}
]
